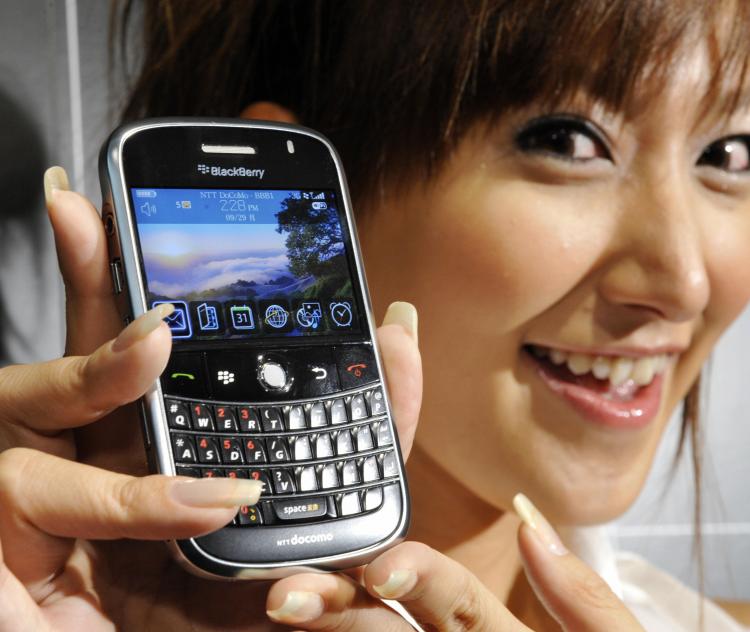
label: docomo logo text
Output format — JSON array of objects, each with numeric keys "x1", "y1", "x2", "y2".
[
  {"x1": 196, "y1": 164, "x2": 265, "y2": 178},
  {"x1": 276, "y1": 532, "x2": 335, "y2": 547}
]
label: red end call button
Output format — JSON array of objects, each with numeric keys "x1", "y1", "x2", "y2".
[{"x1": 333, "y1": 344, "x2": 378, "y2": 388}]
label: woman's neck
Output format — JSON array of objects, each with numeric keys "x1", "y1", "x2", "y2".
[
  {"x1": 406, "y1": 445, "x2": 563, "y2": 630},
  {"x1": 406, "y1": 444, "x2": 522, "y2": 602}
]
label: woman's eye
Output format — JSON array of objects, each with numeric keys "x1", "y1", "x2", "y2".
[
  {"x1": 697, "y1": 136, "x2": 750, "y2": 173},
  {"x1": 515, "y1": 117, "x2": 612, "y2": 162}
]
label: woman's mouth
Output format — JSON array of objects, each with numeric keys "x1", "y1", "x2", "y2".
[{"x1": 523, "y1": 344, "x2": 672, "y2": 429}]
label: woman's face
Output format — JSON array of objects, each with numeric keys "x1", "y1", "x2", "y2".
[{"x1": 359, "y1": 48, "x2": 750, "y2": 525}]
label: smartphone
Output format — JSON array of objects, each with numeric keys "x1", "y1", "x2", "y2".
[{"x1": 99, "y1": 118, "x2": 410, "y2": 579}]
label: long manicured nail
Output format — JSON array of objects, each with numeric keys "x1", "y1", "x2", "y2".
[
  {"x1": 513, "y1": 493, "x2": 568, "y2": 556},
  {"x1": 43, "y1": 165, "x2": 70, "y2": 205},
  {"x1": 383, "y1": 301, "x2": 418, "y2": 345},
  {"x1": 372, "y1": 569, "x2": 418, "y2": 599},
  {"x1": 267, "y1": 591, "x2": 325, "y2": 624},
  {"x1": 170, "y1": 477, "x2": 264, "y2": 508},
  {"x1": 112, "y1": 304, "x2": 175, "y2": 351}
]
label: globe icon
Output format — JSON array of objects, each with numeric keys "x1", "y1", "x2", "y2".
[{"x1": 264, "y1": 304, "x2": 289, "y2": 329}]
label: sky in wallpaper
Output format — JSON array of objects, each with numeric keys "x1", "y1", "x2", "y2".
[{"x1": 139, "y1": 223, "x2": 291, "y2": 298}]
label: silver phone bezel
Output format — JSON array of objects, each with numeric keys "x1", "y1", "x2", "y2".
[{"x1": 100, "y1": 118, "x2": 410, "y2": 579}]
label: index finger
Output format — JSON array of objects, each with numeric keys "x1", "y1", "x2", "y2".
[{"x1": 0, "y1": 306, "x2": 172, "y2": 433}]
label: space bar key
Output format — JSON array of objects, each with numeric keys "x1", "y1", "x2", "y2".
[{"x1": 272, "y1": 497, "x2": 329, "y2": 521}]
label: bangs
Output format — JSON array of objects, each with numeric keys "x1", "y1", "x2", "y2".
[
  {"x1": 121, "y1": 0, "x2": 750, "y2": 202},
  {"x1": 462, "y1": 0, "x2": 750, "y2": 126}
]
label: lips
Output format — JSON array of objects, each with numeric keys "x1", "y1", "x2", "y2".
[{"x1": 523, "y1": 346, "x2": 667, "y2": 429}]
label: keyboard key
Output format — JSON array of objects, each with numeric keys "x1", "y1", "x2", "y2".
[
  {"x1": 237, "y1": 504, "x2": 262, "y2": 526},
  {"x1": 286, "y1": 405, "x2": 306, "y2": 430},
  {"x1": 361, "y1": 455, "x2": 380, "y2": 482},
  {"x1": 297, "y1": 466, "x2": 318, "y2": 491},
  {"x1": 363, "y1": 486, "x2": 384, "y2": 511},
  {"x1": 350, "y1": 394, "x2": 368, "y2": 421},
  {"x1": 238, "y1": 406, "x2": 262, "y2": 432},
  {"x1": 341, "y1": 459, "x2": 361, "y2": 486},
  {"x1": 314, "y1": 433, "x2": 334, "y2": 458},
  {"x1": 267, "y1": 438, "x2": 291, "y2": 463},
  {"x1": 196, "y1": 436, "x2": 221, "y2": 464},
  {"x1": 176, "y1": 466, "x2": 200, "y2": 477},
  {"x1": 308, "y1": 402, "x2": 327, "y2": 428},
  {"x1": 292, "y1": 435, "x2": 313, "y2": 461},
  {"x1": 171, "y1": 434, "x2": 197, "y2": 463},
  {"x1": 338, "y1": 491, "x2": 361, "y2": 516},
  {"x1": 336, "y1": 429, "x2": 355, "y2": 455},
  {"x1": 261, "y1": 407, "x2": 284, "y2": 432},
  {"x1": 381, "y1": 451, "x2": 398, "y2": 477},
  {"x1": 214, "y1": 405, "x2": 238, "y2": 432},
  {"x1": 355, "y1": 425, "x2": 374, "y2": 452},
  {"x1": 374, "y1": 421, "x2": 393, "y2": 447},
  {"x1": 368, "y1": 388, "x2": 386, "y2": 415},
  {"x1": 165, "y1": 400, "x2": 191, "y2": 429},
  {"x1": 220, "y1": 437, "x2": 244, "y2": 465},
  {"x1": 330, "y1": 398, "x2": 348, "y2": 424},
  {"x1": 247, "y1": 469, "x2": 272, "y2": 493},
  {"x1": 272, "y1": 496, "x2": 327, "y2": 522},
  {"x1": 190, "y1": 403, "x2": 215, "y2": 431},
  {"x1": 243, "y1": 438, "x2": 267, "y2": 464},
  {"x1": 271, "y1": 469, "x2": 296, "y2": 494},
  {"x1": 225, "y1": 469, "x2": 247, "y2": 479},
  {"x1": 319, "y1": 463, "x2": 339, "y2": 489},
  {"x1": 201, "y1": 468, "x2": 223, "y2": 478}
]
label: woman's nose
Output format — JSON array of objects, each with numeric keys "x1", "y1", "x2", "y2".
[{"x1": 596, "y1": 178, "x2": 710, "y2": 323}]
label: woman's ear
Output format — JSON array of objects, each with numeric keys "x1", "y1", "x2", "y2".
[{"x1": 239, "y1": 102, "x2": 298, "y2": 124}]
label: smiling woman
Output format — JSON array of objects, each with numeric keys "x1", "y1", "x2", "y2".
[{"x1": 107, "y1": 1, "x2": 750, "y2": 629}]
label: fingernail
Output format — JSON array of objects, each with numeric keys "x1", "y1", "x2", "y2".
[
  {"x1": 267, "y1": 591, "x2": 325, "y2": 624},
  {"x1": 383, "y1": 301, "x2": 418, "y2": 345},
  {"x1": 43, "y1": 165, "x2": 70, "y2": 205},
  {"x1": 513, "y1": 493, "x2": 568, "y2": 556},
  {"x1": 112, "y1": 304, "x2": 175, "y2": 352},
  {"x1": 372, "y1": 569, "x2": 418, "y2": 599},
  {"x1": 170, "y1": 477, "x2": 264, "y2": 508}
]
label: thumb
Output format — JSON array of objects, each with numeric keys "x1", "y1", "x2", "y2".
[{"x1": 513, "y1": 494, "x2": 644, "y2": 632}]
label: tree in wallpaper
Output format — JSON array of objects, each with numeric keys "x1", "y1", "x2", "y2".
[{"x1": 275, "y1": 195, "x2": 352, "y2": 298}]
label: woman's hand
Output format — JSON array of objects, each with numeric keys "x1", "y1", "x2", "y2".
[
  {"x1": 0, "y1": 447, "x2": 262, "y2": 632},
  {"x1": 265, "y1": 495, "x2": 644, "y2": 631},
  {"x1": 0, "y1": 167, "x2": 424, "y2": 630}
]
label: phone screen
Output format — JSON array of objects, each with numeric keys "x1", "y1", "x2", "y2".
[{"x1": 131, "y1": 187, "x2": 361, "y2": 342}]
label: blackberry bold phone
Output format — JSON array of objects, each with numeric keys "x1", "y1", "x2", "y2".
[{"x1": 99, "y1": 118, "x2": 409, "y2": 579}]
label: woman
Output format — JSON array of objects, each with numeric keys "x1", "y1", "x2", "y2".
[{"x1": 0, "y1": 0, "x2": 749, "y2": 629}]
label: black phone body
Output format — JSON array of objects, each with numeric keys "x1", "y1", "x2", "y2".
[{"x1": 99, "y1": 119, "x2": 410, "y2": 579}]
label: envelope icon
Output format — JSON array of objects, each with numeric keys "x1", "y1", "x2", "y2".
[
  {"x1": 165, "y1": 309, "x2": 186, "y2": 330},
  {"x1": 152, "y1": 301, "x2": 192, "y2": 338}
]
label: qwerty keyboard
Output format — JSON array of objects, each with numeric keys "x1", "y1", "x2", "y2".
[{"x1": 166, "y1": 384, "x2": 399, "y2": 527}]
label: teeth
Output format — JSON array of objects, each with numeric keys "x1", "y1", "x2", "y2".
[
  {"x1": 530, "y1": 345, "x2": 670, "y2": 388},
  {"x1": 567, "y1": 353, "x2": 592, "y2": 375},
  {"x1": 609, "y1": 357, "x2": 635, "y2": 386},
  {"x1": 549, "y1": 349, "x2": 567, "y2": 365},
  {"x1": 631, "y1": 357, "x2": 657, "y2": 386},
  {"x1": 591, "y1": 356, "x2": 611, "y2": 380}
]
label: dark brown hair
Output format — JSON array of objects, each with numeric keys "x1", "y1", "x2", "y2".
[
  {"x1": 117, "y1": 1, "x2": 750, "y2": 205},
  {"x1": 116, "y1": 0, "x2": 749, "y2": 601}
]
